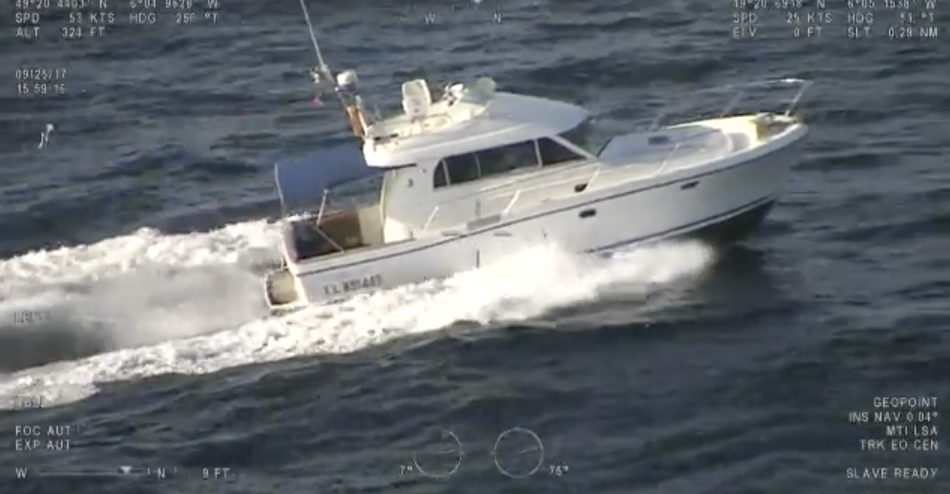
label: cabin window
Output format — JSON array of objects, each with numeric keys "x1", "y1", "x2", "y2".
[
  {"x1": 559, "y1": 122, "x2": 592, "y2": 152},
  {"x1": 559, "y1": 120, "x2": 608, "y2": 155},
  {"x1": 432, "y1": 140, "x2": 543, "y2": 189},
  {"x1": 537, "y1": 137, "x2": 585, "y2": 166},
  {"x1": 433, "y1": 161, "x2": 449, "y2": 188},
  {"x1": 476, "y1": 140, "x2": 539, "y2": 176},
  {"x1": 442, "y1": 153, "x2": 480, "y2": 187}
]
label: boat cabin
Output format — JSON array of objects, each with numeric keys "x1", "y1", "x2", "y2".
[{"x1": 275, "y1": 77, "x2": 604, "y2": 265}]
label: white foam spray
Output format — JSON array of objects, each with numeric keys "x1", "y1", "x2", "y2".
[
  {"x1": 0, "y1": 221, "x2": 715, "y2": 408},
  {"x1": 0, "y1": 221, "x2": 280, "y2": 349}
]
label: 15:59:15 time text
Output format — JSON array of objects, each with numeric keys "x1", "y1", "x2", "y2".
[{"x1": 17, "y1": 83, "x2": 66, "y2": 96}]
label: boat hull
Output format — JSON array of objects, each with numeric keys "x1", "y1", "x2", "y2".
[
  {"x1": 264, "y1": 127, "x2": 801, "y2": 313},
  {"x1": 685, "y1": 197, "x2": 775, "y2": 245}
]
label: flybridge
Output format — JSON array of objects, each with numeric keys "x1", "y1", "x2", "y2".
[{"x1": 364, "y1": 78, "x2": 498, "y2": 142}]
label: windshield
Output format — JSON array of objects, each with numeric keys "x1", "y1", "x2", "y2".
[
  {"x1": 319, "y1": 172, "x2": 384, "y2": 216},
  {"x1": 559, "y1": 119, "x2": 611, "y2": 156}
]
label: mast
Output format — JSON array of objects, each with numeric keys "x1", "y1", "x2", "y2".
[{"x1": 296, "y1": 0, "x2": 369, "y2": 138}]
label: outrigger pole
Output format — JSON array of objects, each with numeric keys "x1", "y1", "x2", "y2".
[{"x1": 296, "y1": 0, "x2": 368, "y2": 137}]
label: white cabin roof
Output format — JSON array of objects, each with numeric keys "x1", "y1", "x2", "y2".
[{"x1": 361, "y1": 82, "x2": 589, "y2": 168}]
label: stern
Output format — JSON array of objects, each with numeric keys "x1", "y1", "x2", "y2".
[{"x1": 264, "y1": 266, "x2": 308, "y2": 314}]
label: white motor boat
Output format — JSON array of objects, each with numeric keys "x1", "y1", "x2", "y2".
[{"x1": 262, "y1": 3, "x2": 811, "y2": 313}]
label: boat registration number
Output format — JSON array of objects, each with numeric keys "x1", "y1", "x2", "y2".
[{"x1": 323, "y1": 274, "x2": 383, "y2": 297}]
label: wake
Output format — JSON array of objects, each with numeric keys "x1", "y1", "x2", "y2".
[{"x1": 0, "y1": 220, "x2": 716, "y2": 408}]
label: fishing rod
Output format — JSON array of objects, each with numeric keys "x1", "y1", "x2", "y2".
[
  {"x1": 295, "y1": 0, "x2": 369, "y2": 136},
  {"x1": 296, "y1": 0, "x2": 332, "y2": 86}
]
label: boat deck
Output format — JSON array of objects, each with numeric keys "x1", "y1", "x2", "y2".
[{"x1": 599, "y1": 122, "x2": 744, "y2": 171}]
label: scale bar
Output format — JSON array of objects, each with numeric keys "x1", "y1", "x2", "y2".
[{"x1": 37, "y1": 468, "x2": 149, "y2": 478}]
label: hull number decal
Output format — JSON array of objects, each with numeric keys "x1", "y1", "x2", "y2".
[{"x1": 324, "y1": 274, "x2": 382, "y2": 297}]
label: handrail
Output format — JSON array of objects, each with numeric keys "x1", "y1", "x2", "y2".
[
  {"x1": 655, "y1": 142, "x2": 683, "y2": 176},
  {"x1": 648, "y1": 78, "x2": 813, "y2": 131},
  {"x1": 500, "y1": 189, "x2": 521, "y2": 216},
  {"x1": 422, "y1": 166, "x2": 593, "y2": 231},
  {"x1": 420, "y1": 160, "x2": 597, "y2": 230},
  {"x1": 654, "y1": 127, "x2": 722, "y2": 175},
  {"x1": 422, "y1": 205, "x2": 442, "y2": 231}
]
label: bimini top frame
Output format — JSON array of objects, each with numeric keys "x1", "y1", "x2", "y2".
[{"x1": 274, "y1": 142, "x2": 381, "y2": 218}]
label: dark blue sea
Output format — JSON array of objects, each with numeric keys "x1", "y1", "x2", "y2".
[{"x1": 1, "y1": 0, "x2": 948, "y2": 492}]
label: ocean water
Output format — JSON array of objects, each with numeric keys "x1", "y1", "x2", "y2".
[{"x1": 1, "y1": 0, "x2": 948, "y2": 493}]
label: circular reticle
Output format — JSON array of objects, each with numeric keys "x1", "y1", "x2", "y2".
[
  {"x1": 492, "y1": 427, "x2": 544, "y2": 479},
  {"x1": 412, "y1": 428, "x2": 464, "y2": 478}
]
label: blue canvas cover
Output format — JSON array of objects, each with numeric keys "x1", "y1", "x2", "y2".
[{"x1": 274, "y1": 142, "x2": 380, "y2": 215}]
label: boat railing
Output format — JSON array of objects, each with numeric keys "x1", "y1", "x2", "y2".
[
  {"x1": 592, "y1": 78, "x2": 813, "y2": 187},
  {"x1": 420, "y1": 166, "x2": 600, "y2": 231},
  {"x1": 487, "y1": 168, "x2": 601, "y2": 217},
  {"x1": 421, "y1": 192, "x2": 516, "y2": 232},
  {"x1": 419, "y1": 160, "x2": 598, "y2": 231},
  {"x1": 647, "y1": 77, "x2": 813, "y2": 131},
  {"x1": 651, "y1": 126, "x2": 727, "y2": 176},
  {"x1": 582, "y1": 126, "x2": 726, "y2": 191}
]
